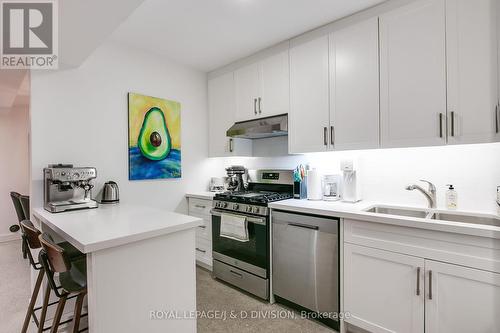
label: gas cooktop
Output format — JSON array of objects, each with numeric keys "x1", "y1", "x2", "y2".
[{"x1": 214, "y1": 191, "x2": 293, "y2": 204}]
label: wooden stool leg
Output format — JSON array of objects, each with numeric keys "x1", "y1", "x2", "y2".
[
  {"x1": 50, "y1": 294, "x2": 68, "y2": 333},
  {"x1": 72, "y1": 290, "x2": 87, "y2": 333},
  {"x1": 37, "y1": 283, "x2": 51, "y2": 333},
  {"x1": 21, "y1": 269, "x2": 44, "y2": 333}
]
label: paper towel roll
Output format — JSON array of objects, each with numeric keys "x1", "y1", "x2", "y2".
[{"x1": 307, "y1": 169, "x2": 322, "y2": 200}]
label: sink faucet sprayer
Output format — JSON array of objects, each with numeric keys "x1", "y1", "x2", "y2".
[{"x1": 405, "y1": 180, "x2": 437, "y2": 209}]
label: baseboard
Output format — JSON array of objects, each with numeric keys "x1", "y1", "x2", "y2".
[
  {"x1": 0, "y1": 232, "x2": 21, "y2": 243},
  {"x1": 196, "y1": 260, "x2": 213, "y2": 272}
]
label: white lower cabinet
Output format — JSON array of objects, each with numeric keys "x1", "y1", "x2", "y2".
[
  {"x1": 344, "y1": 244, "x2": 425, "y2": 333},
  {"x1": 187, "y1": 197, "x2": 213, "y2": 270},
  {"x1": 344, "y1": 243, "x2": 500, "y2": 333},
  {"x1": 425, "y1": 260, "x2": 500, "y2": 333}
]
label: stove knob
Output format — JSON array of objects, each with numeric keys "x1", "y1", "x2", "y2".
[
  {"x1": 246, "y1": 206, "x2": 252, "y2": 213},
  {"x1": 253, "y1": 207, "x2": 260, "y2": 214},
  {"x1": 215, "y1": 202, "x2": 220, "y2": 208},
  {"x1": 233, "y1": 204, "x2": 239, "y2": 210}
]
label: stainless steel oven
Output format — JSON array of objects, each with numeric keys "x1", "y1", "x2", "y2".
[
  {"x1": 211, "y1": 208, "x2": 269, "y2": 299},
  {"x1": 210, "y1": 169, "x2": 294, "y2": 300}
]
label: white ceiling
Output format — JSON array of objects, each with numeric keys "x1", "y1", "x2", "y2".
[
  {"x1": 110, "y1": 0, "x2": 386, "y2": 72},
  {"x1": 59, "y1": 0, "x2": 145, "y2": 68}
]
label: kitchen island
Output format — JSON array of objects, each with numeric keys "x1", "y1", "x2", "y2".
[{"x1": 33, "y1": 204, "x2": 202, "y2": 333}]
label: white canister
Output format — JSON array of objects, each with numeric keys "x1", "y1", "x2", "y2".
[{"x1": 307, "y1": 169, "x2": 322, "y2": 200}]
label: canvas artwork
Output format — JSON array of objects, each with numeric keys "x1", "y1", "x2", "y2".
[{"x1": 128, "y1": 92, "x2": 181, "y2": 180}]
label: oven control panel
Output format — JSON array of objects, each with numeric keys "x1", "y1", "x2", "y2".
[{"x1": 212, "y1": 200, "x2": 268, "y2": 216}]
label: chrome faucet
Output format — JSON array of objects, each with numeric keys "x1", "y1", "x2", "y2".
[{"x1": 405, "y1": 180, "x2": 436, "y2": 208}]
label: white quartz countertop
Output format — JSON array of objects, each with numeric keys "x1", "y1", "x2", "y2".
[
  {"x1": 269, "y1": 199, "x2": 500, "y2": 239},
  {"x1": 185, "y1": 192, "x2": 217, "y2": 200},
  {"x1": 33, "y1": 204, "x2": 203, "y2": 253}
]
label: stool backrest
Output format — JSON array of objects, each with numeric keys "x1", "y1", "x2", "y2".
[
  {"x1": 39, "y1": 234, "x2": 70, "y2": 273},
  {"x1": 20, "y1": 220, "x2": 41, "y2": 249},
  {"x1": 20, "y1": 195, "x2": 30, "y2": 220},
  {"x1": 10, "y1": 192, "x2": 25, "y2": 222}
]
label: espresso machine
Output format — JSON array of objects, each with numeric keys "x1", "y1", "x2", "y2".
[{"x1": 44, "y1": 164, "x2": 99, "y2": 213}]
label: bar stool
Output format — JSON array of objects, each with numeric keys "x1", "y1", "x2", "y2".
[
  {"x1": 39, "y1": 233, "x2": 88, "y2": 333},
  {"x1": 20, "y1": 195, "x2": 30, "y2": 221},
  {"x1": 20, "y1": 221, "x2": 87, "y2": 333},
  {"x1": 10, "y1": 192, "x2": 27, "y2": 258}
]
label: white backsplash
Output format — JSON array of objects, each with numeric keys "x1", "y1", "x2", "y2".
[{"x1": 209, "y1": 141, "x2": 500, "y2": 213}]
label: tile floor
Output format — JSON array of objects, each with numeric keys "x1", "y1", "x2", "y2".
[
  {"x1": 196, "y1": 267, "x2": 334, "y2": 333},
  {"x1": 0, "y1": 240, "x2": 31, "y2": 333}
]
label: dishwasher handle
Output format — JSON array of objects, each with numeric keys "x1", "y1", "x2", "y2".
[{"x1": 288, "y1": 223, "x2": 319, "y2": 230}]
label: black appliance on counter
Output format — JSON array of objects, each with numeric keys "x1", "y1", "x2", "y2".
[{"x1": 211, "y1": 169, "x2": 294, "y2": 300}]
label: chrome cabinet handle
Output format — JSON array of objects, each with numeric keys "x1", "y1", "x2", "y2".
[
  {"x1": 288, "y1": 223, "x2": 319, "y2": 230},
  {"x1": 194, "y1": 204, "x2": 206, "y2": 209},
  {"x1": 439, "y1": 113, "x2": 443, "y2": 138},
  {"x1": 254, "y1": 98, "x2": 257, "y2": 115},
  {"x1": 416, "y1": 267, "x2": 421, "y2": 296},
  {"x1": 196, "y1": 248, "x2": 206, "y2": 253},
  {"x1": 230, "y1": 270, "x2": 243, "y2": 278},
  {"x1": 330, "y1": 126, "x2": 335, "y2": 146},
  {"x1": 428, "y1": 270, "x2": 433, "y2": 300},
  {"x1": 452, "y1": 111, "x2": 456, "y2": 136},
  {"x1": 197, "y1": 225, "x2": 206, "y2": 229},
  {"x1": 258, "y1": 97, "x2": 262, "y2": 114},
  {"x1": 323, "y1": 127, "x2": 328, "y2": 146},
  {"x1": 496, "y1": 104, "x2": 499, "y2": 134},
  {"x1": 229, "y1": 138, "x2": 233, "y2": 153}
]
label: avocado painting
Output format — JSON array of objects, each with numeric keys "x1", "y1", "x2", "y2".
[{"x1": 128, "y1": 93, "x2": 181, "y2": 180}]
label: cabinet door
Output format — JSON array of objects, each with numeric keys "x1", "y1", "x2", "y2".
[
  {"x1": 330, "y1": 17, "x2": 379, "y2": 150},
  {"x1": 344, "y1": 244, "x2": 424, "y2": 333},
  {"x1": 260, "y1": 50, "x2": 290, "y2": 117},
  {"x1": 379, "y1": 0, "x2": 447, "y2": 148},
  {"x1": 235, "y1": 62, "x2": 260, "y2": 121},
  {"x1": 208, "y1": 73, "x2": 252, "y2": 157},
  {"x1": 425, "y1": 260, "x2": 500, "y2": 333},
  {"x1": 446, "y1": 0, "x2": 499, "y2": 144},
  {"x1": 289, "y1": 35, "x2": 330, "y2": 153}
]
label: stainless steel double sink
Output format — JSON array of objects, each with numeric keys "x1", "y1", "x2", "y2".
[{"x1": 364, "y1": 205, "x2": 500, "y2": 228}]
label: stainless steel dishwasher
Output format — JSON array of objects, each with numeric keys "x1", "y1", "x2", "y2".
[{"x1": 272, "y1": 210, "x2": 339, "y2": 329}]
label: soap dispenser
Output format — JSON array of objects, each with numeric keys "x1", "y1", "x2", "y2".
[{"x1": 446, "y1": 185, "x2": 457, "y2": 210}]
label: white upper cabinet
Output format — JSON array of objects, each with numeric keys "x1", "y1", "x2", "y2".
[
  {"x1": 235, "y1": 62, "x2": 261, "y2": 121},
  {"x1": 289, "y1": 35, "x2": 330, "y2": 153},
  {"x1": 208, "y1": 72, "x2": 252, "y2": 157},
  {"x1": 329, "y1": 17, "x2": 380, "y2": 150},
  {"x1": 425, "y1": 260, "x2": 500, "y2": 333},
  {"x1": 446, "y1": 0, "x2": 499, "y2": 144},
  {"x1": 260, "y1": 51, "x2": 290, "y2": 118},
  {"x1": 379, "y1": 0, "x2": 447, "y2": 148},
  {"x1": 235, "y1": 50, "x2": 289, "y2": 122}
]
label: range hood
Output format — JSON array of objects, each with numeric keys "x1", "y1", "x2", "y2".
[{"x1": 226, "y1": 114, "x2": 288, "y2": 139}]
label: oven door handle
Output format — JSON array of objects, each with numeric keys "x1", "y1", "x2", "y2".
[{"x1": 210, "y1": 209, "x2": 266, "y2": 226}]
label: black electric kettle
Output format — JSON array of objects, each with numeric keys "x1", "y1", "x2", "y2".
[{"x1": 100, "y1": 181, "x2": 119, "y2": 204}]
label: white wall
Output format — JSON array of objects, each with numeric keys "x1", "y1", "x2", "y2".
[
  {"x1": 211, "y1": 140, "x2": 500, "y2": 213},
  {"x1": 0, "y1": 107, "x2": 30, "y2": 241},
  {"x1": 30, "y1": 41, "x2": 219, "y2": 213}
]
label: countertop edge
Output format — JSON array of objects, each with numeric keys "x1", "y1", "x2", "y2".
[
  {"x1": 185, "y1": 192, "x2": 216, "y2": 200},
  {"x1": 33, "y1": 209, "x2": 203, "y2": 253},
  {"x1": 33, "y1": 210, "x2": 87, "y2": 252},
  {"x1": 268, "y1": 201, "x2": 500, "y2": 240}
]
